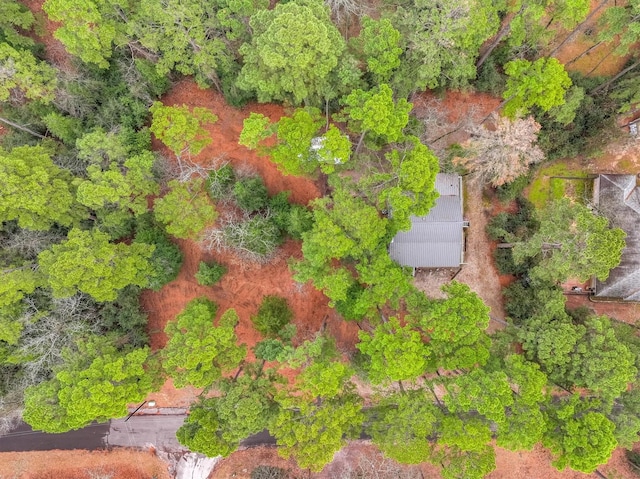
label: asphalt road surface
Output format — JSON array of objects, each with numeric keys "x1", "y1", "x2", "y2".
[
  {"x1": 0, "y1": 422, "x2": 108, "y2": 452},
  {"x1": 0, "y1": 416, "x2": 276, "y2": 453}
]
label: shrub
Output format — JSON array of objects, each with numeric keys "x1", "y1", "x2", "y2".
[
  {"x1": 251, "y1": 466, "x2": 289, "y2": 479},
  {"x1": 254, "y1": 338, "x2": 291, "y2": 361},
  {"x1": 195, "y1": 260, "x2": 227, "y2": 286},
  {"x1": 474, "y1": 57, "x2": 506, "y2": 97},
  {"x1": 268, "y1": 192, "x2": 313, "y2": 240},
  {"x1": 206, "y1": 163, "x2": 235, "y2": 200},
  {"x1": 224, "y1": 213, "x2": 283, "y2": 259},
  {"x1": 233, "y1": 176, "x2": 269, "y2": 212},
  {"x1": 251, "y1": 295, "x2": 294, "y2": 337},
  {"x1": 98, "y1": 285, "x2": 149, "y2": 347},
  {"x1": 284, "y1": 205, "x2": 314, "y2": 239},
  {"x1": 496, "y1": 174, "x2": 530, "y2": 203},
  {"x1": 486, "y1": 197, "x2": 539, "y2": 242},
  {"x1": 134, "y1": 214, "x2": 183, "y2": 290},
  {"x1": 626, "y1": 450, "x2": 640, "y2": 476}
]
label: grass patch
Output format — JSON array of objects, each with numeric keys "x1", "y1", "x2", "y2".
[{"x1": 527, "y1": 162, "x2": 589, "y2": 208}]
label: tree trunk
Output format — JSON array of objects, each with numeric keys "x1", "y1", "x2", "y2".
[
  {"x1": 354, "y1": 129, "x2": 368, "y2": 154},
  {"x1": 567, "y1": 40, "x2": 604, "y2": 65},
  {"x1": 0, "y1": 116, "x2": 46, "y2": 139},
  {"x1": 591, "y1": 58, "x2": 640, "y2": 93},
  {"x1": 586, "y1": 48, "x2": 615, "y2": 76},
  {"x1": 476, "y1": 9, "x2": 521, "y2": 68},
  {"x1": 549, "y1": 0, "x2": 610, "y2": 57}
]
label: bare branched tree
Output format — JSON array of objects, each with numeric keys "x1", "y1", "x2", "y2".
[
  {"x1": 1, "y1": 228, "x2": 64, "y2": 260},
  {"x1": 414, "y1": 96, "x2": 480, "y2": 158},
  {"x1": 17, "y1": 294, "x2": 101, "y2": 386},
  {"x1": 457, "y1": 113, "x2": 545, "y2": 187},
  {"x1": 0, "y1": 385, "x2": 24, "y2": 435},
  {"x1": 324, "y1": 0, "x2": 371, "y2": 25},
  {"x1": 201, "y1": 210, "x2": 281, "y2": 264},
  {"x1": 334, "y1": 452, "x2": 422, "y2": 479}
]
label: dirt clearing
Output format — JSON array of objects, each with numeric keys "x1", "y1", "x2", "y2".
[{"x1": 0, "y1": 448, "x2": 171, "y2": 479}]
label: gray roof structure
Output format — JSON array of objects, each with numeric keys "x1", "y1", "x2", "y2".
[
  {"x1": 389, "y1": 173, "x2": 465, "y2": 268},
  {"x1": 593, "y1": 174, "x2": 640, "y2": 301}
]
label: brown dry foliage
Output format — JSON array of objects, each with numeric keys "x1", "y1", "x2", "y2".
[{"x1": 457, "y1": 113, "x2": 544, "y2": 187}]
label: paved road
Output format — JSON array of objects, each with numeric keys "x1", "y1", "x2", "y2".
[
  {"x1": 0, "y1": 422, "x2": 108, "y2": 452},
  {"x1": 0, "y1": 416, "x2": 275, "y2": 453}
]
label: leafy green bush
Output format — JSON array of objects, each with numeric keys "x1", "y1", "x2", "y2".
[
  {"x1": 233, "y1": 176, "x2": 269, "y2": 212},
  {"x1": 486, "y1": 198, "x2": 539, "y2": 242},
  {"x1": 195, "y1": 260, "x2": 227, "y2": 286},
  {"x1": 98, "y1": 286, "x2": 149, "y2": 347},
  {"x1": 493, "y1": 248, "x2": 540, "y2": 276},
  {"x1": 496, "y1": 175, "x2": 530, "y2": 203},
  {"x1": 206, "y1": 164, "x2": 235, "y2": 200},
  {"x1": 224, "y1": 213, "x2": 283, "y2": 259},
  {"x1": 536, "y1": 73, "x2": 619, "y2": 160},
  {"x1": 267, "y1": 192, "x2": 313, "y2": 240},
  {"x1": 134, "y1": 214, "x2": 183, "y2": 290},
  {"x1": 474, "y1": 57, "x2": 506, "y2": 97},
  {"x1": 251, "y1": 295, "x2": 294, "y2": 337}
]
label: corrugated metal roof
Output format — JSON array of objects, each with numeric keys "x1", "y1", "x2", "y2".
[
  {"x1": 413, "y1": 196, "x2": 463, "y2": 223},
  {"x1": 594, "y1": 174, "x2": 640, "y2": 301},
  {"x1": 435, "y1": 173, "x2": 460, "y2": 196},
  {"x1": 389, "y1": 240, "x2": 463, "y2": 268},
  {"x1": 389, "y1": 173, "x2": 464, "y2": 268}
]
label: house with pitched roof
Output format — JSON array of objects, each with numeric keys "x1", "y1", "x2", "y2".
[
  {"x1": 389, "y1": 173, "x2": 467, "y2": 270},
  {"x1": 592, "y1": 174, "x2": 640, "y2": 301}
]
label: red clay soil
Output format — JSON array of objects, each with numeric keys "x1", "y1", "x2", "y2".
[
  {"x1": 0, "y1": 448, "x2": 171, "y2": 479},
  {"x1": 551, "y1": 0, "x2": 633, "y2": 77},
  {"x1": 156, "y1": 79, "x2": 321, "y2": 205},
  {"x1": 212, "y1": 441, "x2": 640, "y2": 479},
  {"x1": 142, "y1": 79, "x2": 360, "y2": 407},
  {"x1": 21, "y1": 0, "x2": 76, "y2": 73}
]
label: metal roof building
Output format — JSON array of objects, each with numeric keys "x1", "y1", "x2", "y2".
[
  {"x1": 592, "y1": 174, "x2": 640, "y2": 301},
  {"x1": 389, "y1": 173, "x2": 466, "y2": 268}
]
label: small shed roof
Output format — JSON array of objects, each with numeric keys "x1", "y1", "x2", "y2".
[
  {"x1": 594, "y1": 174, "x2": 640, "y2": 301},
  {"x1": 389, "y1": 173, "x2": 464, "y2": 268}
]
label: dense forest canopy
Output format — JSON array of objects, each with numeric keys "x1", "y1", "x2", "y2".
[{"x1": 1, "y1": 0, "x2": 640, "y2": 477}]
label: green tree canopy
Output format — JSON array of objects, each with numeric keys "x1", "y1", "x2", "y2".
[
  {"x1": 163, "y1": 298, "x2": 247, "y2": 389},
  {"x1": 407, "y1": 282, "x2": 491, "y2": 371},
  {"x1": 75, "y1": 152, "x2": 159, "y2": 224},
  {"x1": 0, "y1": 145, "x2": 79, "y2": 230},
  {"x1": 357, "y1": 317, "x2": 430, "y2": 384},
  {"x1": 128, "y1": 0, "x2": 268, "y2": 88},
  {"x1": 0, "y1": 43, "x2": 57, "y2": 103},
  {"x1": 502, "y1": 58, "x2": 572, "y2": 118},
  {"x1": 271, "y1": 356, "x2": 363, "y2": 472},
  {"x1": 367, "y1": 390, "x2": 438, "y2": 464},
  {"x1": 0, "y1": 0, "x2": 36, "y2": 48},
  {"x1": 341, "y1": 84, "x2": 412, "y2": 144},
  {"x1": 153, "y1": 178, "x2": 217, "y2": 239},
  {"x1": 237, "y1": 0, "x2": 347, "y2": 104},
  {"x1": 518, "y1": 312, "x2": 637, "y2": 401},
  {"x1": 240, "y1": 109, "x2": 351, "y2": 175},
  {"x1": 543, "y1": 395, "x2": 618, "y2": 473},
  {"x1": 22, "y1": 337, "x2": 154, "y2": 432},
  {"x1": 38, "y1": 228, "x2": 154, "y2": 302},
  {"x1": 511, "y1": 198, "x2": 626, "y2": 283},
  {"x1": 357, "y1": 135, "x2": 439, "y2": 231},
  {"x1": 355, "y1": 17, "x2": 402, "y2": 84},
  {"x1": 390, "y1": 0, "x2": 500, "y2": 94},
  {"x1": 176, "y1": 366, "x2": 280, "y2": 457},
  {"x1": 149, "y1": 102, "x2": 218, "y2": 157},
  {"x1": 42, "y1": 0, "x2": 122, "y2": 68}
]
